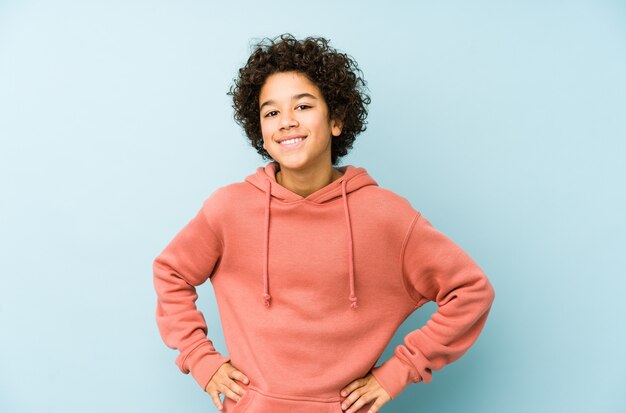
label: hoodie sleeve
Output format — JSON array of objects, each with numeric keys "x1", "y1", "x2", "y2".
[
  {"x1": 152, "y1": 199, "x2": 230, "y2": 391},
  {"x1": 370, "y1": 212, "x2": 495, "y2": 399}
]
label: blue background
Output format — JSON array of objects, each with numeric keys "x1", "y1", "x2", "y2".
[{"x1": 1, "y1": 1, "x2": 624, "y2": 412}]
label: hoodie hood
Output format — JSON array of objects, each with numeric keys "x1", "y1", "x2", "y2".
[{"x1": 245, "y1": 161, "x2": 378, "y2": 310}]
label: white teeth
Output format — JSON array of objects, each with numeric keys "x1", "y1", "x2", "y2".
[{"x1": 280, "y1": 137, "x2": 304, "y2": 145}]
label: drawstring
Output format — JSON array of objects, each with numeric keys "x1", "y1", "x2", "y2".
[
  {"x1": 341, "y1": 179, "x2": 358, "y2": 309},
  {"x1": 262, "y1": 178, "x2": 272, "y2": 308},
  {"x1": 262, "y1": 176, "x2": 358, "y2": 310}
]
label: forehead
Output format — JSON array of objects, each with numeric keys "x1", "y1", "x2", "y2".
[{"x1": 259, "y1": 71, "x2": 321, "y2": 102}]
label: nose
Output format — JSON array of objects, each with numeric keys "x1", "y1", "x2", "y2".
[{"x1": 279, "y1": 111, "x2": 298, "y2": 130}]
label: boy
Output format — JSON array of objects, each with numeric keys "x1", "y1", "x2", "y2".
[{"x1": 153, "y1": 33, "x2": 495, "y2": 413}]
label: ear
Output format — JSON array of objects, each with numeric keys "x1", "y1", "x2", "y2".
[{"x1": 330, "y1": 117, "x2": 343, "y2": 137}]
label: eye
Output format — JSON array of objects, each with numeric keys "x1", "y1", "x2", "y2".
[
  {"x1": 264, "y1": 110, "x2": 278, "y2": 118},
  {"x1": 296, "y1": 104, "x2": 311, "y2": 110}
]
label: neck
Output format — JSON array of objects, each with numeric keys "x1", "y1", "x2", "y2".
[{"x1": 276, "y1": 165, "x2": 343, "y2": 198}]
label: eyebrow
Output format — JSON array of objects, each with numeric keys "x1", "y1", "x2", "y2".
[{"x1": 259, "y1": 93, "x2": 318, "y2": 111}]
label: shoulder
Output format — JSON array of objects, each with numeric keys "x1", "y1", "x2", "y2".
[
  {"x1": 199, "y1": 182, "x2": 251, "y2": 222},
  {"x1": 357, "y1": 185, "x2": 419, "y2": 212},
  {"x1": 204, "y1": 182, "x2": 249, "y2": 204},
  {"x1": 352, "y1": 185, "x2": 421, "y2": 228}
]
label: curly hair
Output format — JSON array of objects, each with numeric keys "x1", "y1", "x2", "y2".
[{"x1": 227, "y1": 33, "x2": 371, "y2": 165}]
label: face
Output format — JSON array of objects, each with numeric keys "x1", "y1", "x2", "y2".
[{"x1": 259, "y1": 71, "x2": 342, "y2": 175}]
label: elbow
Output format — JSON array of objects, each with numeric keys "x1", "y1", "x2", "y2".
[
  {"x1": 481, "y1": 274, "x2": 496, "y2": 308},
  {"x1": 468, "y1": 271, "x2": 495, "y2": 310}
]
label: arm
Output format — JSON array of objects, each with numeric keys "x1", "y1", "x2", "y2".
[
  {"x1": 371, "y1": 213, "x2": 495, "y2": 399},
  {"x1": 153, "y1": 199, "x2": 230, "y2": 391}
]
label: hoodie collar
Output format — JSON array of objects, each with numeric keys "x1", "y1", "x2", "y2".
[{"x1": 245, "y1": 161, "x2": 378, "y2": 310}]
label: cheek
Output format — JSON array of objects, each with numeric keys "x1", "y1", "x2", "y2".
[
  {"x1": 309, "y1": 117, "x2": 331, "y2": 135},
  {"x1": 260, "y1": 121, "x2": 271, "y2": 141}
]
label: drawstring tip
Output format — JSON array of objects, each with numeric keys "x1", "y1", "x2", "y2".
[
  {"x1": 263, "y1": 293, "x2": 271, "y2": 308},
  {"x1": 349, "y1": 295, "x2": 358, "y2": 309}
]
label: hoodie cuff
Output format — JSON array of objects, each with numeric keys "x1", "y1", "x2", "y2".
[
  {"x1": 370, "y1": 355, "x2": 420, "y2": 400},
  {"x1": 185, "y1": 343, "x2": 231, "y2": 391}
]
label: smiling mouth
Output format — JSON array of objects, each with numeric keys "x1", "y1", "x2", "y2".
[{"x1": 279, "y1": 137, "x2": 306, "y2": 145}]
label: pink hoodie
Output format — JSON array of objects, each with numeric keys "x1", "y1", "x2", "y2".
[{"x1": 153, "y1": 161, "x2": 495, "y2": 412}]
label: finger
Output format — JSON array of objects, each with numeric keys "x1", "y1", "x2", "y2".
[
  {"x1": 227, "y1": 380, "x2": 248, "y2": 398},
  {"x1": 345, "y1": 394, "x2": 372, "y2": 413},
  {"x1": 208, "y1": 390, "x2": 224, "y2": 411},
  {"x1": 231, "y1": 369, "x2": 250, "y2": 385},
  {"x1": 219, "y1": 382, "x2": 244, "y2": 403},
  {"x1": 341, "y1": 378, "x2": 366, "y2": 396},
  {"x1": 341, "y1": 387, "x2": 366, "y2": 411}
]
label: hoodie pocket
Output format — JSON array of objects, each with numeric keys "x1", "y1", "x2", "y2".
[
  {"x1": 227, "y1": 386, "x2": 353, "y2": 413},
  {"x1": 222, "y1": 386, "x2": 375, "y2": 413},
  {"x1": 223, "y1": 388, "x2": 256, "y2": 413}
]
